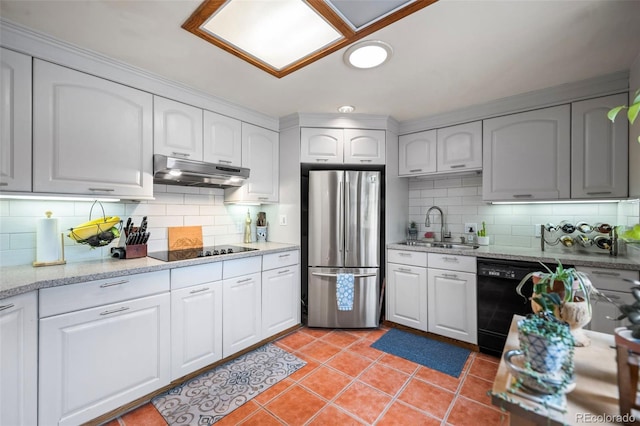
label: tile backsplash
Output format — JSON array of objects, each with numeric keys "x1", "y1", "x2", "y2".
[
  {"x1": 409, "y1": 176, "x2": 640, "y2": 248},
  {"x1": 0, "y1": 185, "x2": 263, "y2": 267}
]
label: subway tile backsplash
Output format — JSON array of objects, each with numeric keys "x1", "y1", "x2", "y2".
[
  {"x1": 409, "y1": 176, "x2": 640, "y2": 248},
  {"x1": 0, "y1": 184, "x2": 262, "y2": 267}
]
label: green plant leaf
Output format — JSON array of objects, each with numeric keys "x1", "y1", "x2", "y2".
[
  {"x1": 628, "y1": 101, "x2": 640, "y2": 125},
  {"x1": 633, "y1": 89, "x2": 640, "y2": 105},
  {"x1": 608, "y1": 105, "x2": 626, "y2": 122}
]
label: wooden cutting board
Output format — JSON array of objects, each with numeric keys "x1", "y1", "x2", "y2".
[{"x1": 168, "y1": 226, "x2": 203, "y2": 251}]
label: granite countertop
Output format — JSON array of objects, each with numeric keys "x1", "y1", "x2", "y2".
[
  {"x1": 387, "y1": 241, "x2": 640, "y2": 270},
  {"x1": 0, "y1": 242, "x2": 300, "y2": 299}
]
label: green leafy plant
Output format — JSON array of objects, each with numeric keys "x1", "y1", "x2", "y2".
[
  {"x1": 608, "y1": 89, "x2": 640, "y2": 143},
  {"x1": 409, "y1": 221, "x2": 417, "y2": 229},
  {"x1": 477, "y1": 221, "x2": 487, "y2": 237}
]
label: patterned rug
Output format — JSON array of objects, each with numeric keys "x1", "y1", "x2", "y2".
[{"x1": 152, "y1": 343, "x2": 306, "y2": 425}]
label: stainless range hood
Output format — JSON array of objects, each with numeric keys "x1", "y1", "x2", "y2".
[{"x1": 153, "y1": 154, "x2": 249, "y2": 188}]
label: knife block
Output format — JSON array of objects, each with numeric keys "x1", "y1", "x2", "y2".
[{"x1": 124, "y1": 244, "x2": 147, "y2": 259}]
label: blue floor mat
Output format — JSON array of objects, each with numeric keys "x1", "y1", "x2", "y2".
[{"x1": 370, "y1": 328, "x2": 470, "y2": 378}]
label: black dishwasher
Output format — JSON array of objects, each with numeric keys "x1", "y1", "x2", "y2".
[{"x1": 476, "y1": 258, "x2": 570, "y2": 357}]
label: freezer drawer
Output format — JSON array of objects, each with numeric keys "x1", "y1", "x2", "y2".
[{"x1": 307, "y1": 267, "x2": 379, "y2": 328}]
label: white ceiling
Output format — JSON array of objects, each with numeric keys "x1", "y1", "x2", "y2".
[{"x1": 1, "y1": 0, "x2": 640, "y2": 123}]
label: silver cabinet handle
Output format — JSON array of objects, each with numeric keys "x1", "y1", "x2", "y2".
[
  {"x1": 360, "y1": 159, "x2": 372, "y2": 163},
  {"x1": 442, "y1": 273, "x2": 458, "y2": 278},
  {"x1": 450, "y1": 164, "x2": 466, "y2": 169},
  {"x1": 398, "y1": 252, "x2": 412, "y2": 257},
  {"x1": 316, "y1": 158, "x2": 329, "y2": 162},
  {"x1": 236, "y1": 278, "x2": 253, "y2": 284},
  {"x1": 100, "y1": 279, "x2": 129, "y2": 288},
  {"x1": 100, "y1": 307, "x2": 129, "y2": 316},
  {"x1": 89, "y1": 188, "x2": 115, "y2": 192},
  {"x1": 311, "y1": 272, "x2": 377, "y2": 278},
  {"x1": 172, "y1": 152, "x2": 190, "y2": 157},
  {"x1": 0, "y1": 182, "x2": 7, "y2": 186},
  {"x1": 409, "y1": 169, "x2": 422, "y2": 173},
  {"x1": 258, "y1": 197, "x2": 269, "y2": 200},
  {"x1": 0, "y1": 303, "x2": 15, "y2": 312},
  {"x1": 592, "y1": 270, "x2": 621, "y2": 277},
  {"x1": 219, "y1": 160, "x2": 232, "y2": 164},
  {"x1": 587, "y1": 191, "x2": 612, "y2": 195},
  {"x1": 513, "y1": 194, "x2": 532, "y2": 198},
  {"x1": 604, "y1": 294, "x2": 621, "y2": 301},
  {"x1": 278, "y1": 269, "x2": 291, "y2": 274},
  {"x1": 279, "y1": 253, "x2": 291, "y2": 258},
  {"x1": 398, "y1": 268, "x2": 412, "y2": 273},
  {"x1": 190, "y1": 287, "x2": 210, "y2": 294},
  {"x1": 442, "y1": 256, "x2": 459, "y2": 262}
]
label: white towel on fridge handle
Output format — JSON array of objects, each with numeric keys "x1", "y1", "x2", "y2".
[{"x1": 336, "y1": 273, "x2": 355, "y2": 311}]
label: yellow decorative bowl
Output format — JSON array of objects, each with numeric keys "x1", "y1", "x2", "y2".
[{"x1": 68, "y1": 216, "x2": 120, "y2": 242}]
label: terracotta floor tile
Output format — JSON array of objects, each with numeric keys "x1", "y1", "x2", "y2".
[
  {"x1": 365, "y1": 327, "x2": 389, "y2": 342},
  {"x1": 414, "y1": 365, "x2": 462, "y2": 392},
  {"x1": 468, "y1": 357, "x2": 500, "y2": 382},
  {"x1": 275, "y1": 330, "x2": 316, "y2": 351},
  {"x1": 300, "y1": 365, "x2": 353, "y2": 400},
  {"x1": 378, "y1": 353, "x2": 420, "y2": 375},
  {"x1": 321, "y1": 330, "x2": 361, "y2": 347},
  {"x1": 398, "y1": 378, "x2": 455, "y2": 419},
  {"x1": 288, "y1": 353, "x2": 321, "y2": 381},
  {"x1": 239, "y1": 408, "x2": 284, "y2": 426},
  {"x1": 326, "y1": 350, "x2": 374, "y2": 377},
  {"x1": 377, "y1": 401, "x2": 442, "y2": 426},
  {"x1": 121, "y1": 403, "x2": 166, "y2": 426},
  {"x1": 215, "y1": 400, "x2": 261, "y2": 426},
  {"x1": 358, "y1": 363, "x2": 410, "y2": 396},
  {"x1": 253, "y1": 377, "x2": 295, "y2": 405},
  {"x1": 347, "y1": 339, "x2": 385, "y2": 360},
  {"x1": 446, "y1": 396, "x2": 509, "y2": 426},
  {"x1": 307, "y1": 404, "x2": 365, "y2": 426},
  {"x1": 266, "y1": 385, "x2": 326, "y2": 426},
  {"x1": 475, "y1": 351, "x2": 500, "y2": 365},
  {"x1": 303, "y1": 328, "x2": 333, "y2": 338},
  {"x1": 459, "y1": 374, "x2": 494, "y2": 406},
  {"x1": 334, "y1": 381, "x2": 392, "y2": 424},
  {"x1": 298, "y1": 339, "x2": 342, "y2": 363}
]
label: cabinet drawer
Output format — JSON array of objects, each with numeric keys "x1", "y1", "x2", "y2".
[
  {"x1": 171, "y1": 262, "x2": 223, "y2": 290},
  {"x1": 262, "y1": 250, "x2": 299, "y2": 271},
  {"x1": 223, "y1": 256, "x2": 262, "y2": 279},
  {"x1": 428, "y1": 253, "x2": 476, "y2": 273},
  {"x1": 576, "y1": 266, "x2": 638, "y2": 291},
  {"x1": 39, "y1": 270, "x2": 170, "y2": 318},
  {"x1": 388, "y1": 249, "x2": 427, "y2": 267}
]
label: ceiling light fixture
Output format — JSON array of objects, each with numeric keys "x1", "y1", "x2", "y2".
[
  {"x1": 338, "y1": 105, "x2": 355, "y2": 113},
  {"x1": 344, "y1": 40, "x2": 393, "y2": 69}
]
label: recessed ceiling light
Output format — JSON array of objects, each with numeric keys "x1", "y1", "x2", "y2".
[
  {"x1": 344, "y1": 40, "x2": 393, "y2": 69},
  {"x1": 338, "y1": 105, "x2": 355, "y2": 113}
]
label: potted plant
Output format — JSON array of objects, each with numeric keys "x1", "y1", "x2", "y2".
[
  {"x1": 407, "y1": 221, "x2": 418, "y2": 241},
  {"x1": 608, "y1": 88, "x2": 640, "y2": 143},
  {"x1": 516, "y1": 260, "x2": 597, "y2": 346}
]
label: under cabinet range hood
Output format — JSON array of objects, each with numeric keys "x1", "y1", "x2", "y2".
[{"x1": 153, "y1": 154, "x2": 249, "y2": 188}]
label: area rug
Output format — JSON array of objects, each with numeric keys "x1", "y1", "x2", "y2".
[
  {"x1": 152, "y1": 343, "x2": 306, "y2": 425},
  {"x1": 371, "y1": 328, "x2": 470, "y2": 377}
]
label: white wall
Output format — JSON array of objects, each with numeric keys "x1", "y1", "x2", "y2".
[{"x1": 0, "y1": 184, "x2": 266, "y2": 267}]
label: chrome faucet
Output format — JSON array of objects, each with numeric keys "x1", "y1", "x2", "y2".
[{"x1": 425, "y1": 206, "x2": 449, "y2": 241}]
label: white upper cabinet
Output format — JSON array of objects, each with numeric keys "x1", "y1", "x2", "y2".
[
  {"x1": 436, "y1": 121, "x2": 482, "y2": 172},
  {"x1": 300, "y1": 128, "x2": 385, "y2": 164},
  {"x1": 203, "y1": 110, "x2": 242, "y2": 166},
  {"x1": 33, "y1": 60, "x2": 153, "y2": 199},
  {"x1": 0, "y1": 48, "x2": 32, "y2": 192},
  {"x1": 344, "y1": 129, "x2": 386, "y2": 164},
  {"x1": 225, "y1": 123, "x2": 279, "y2": 203},
  {"x1": 398, "y1": 130, "x2": 437, "y2": 176},
  {"x1": 482, "y1": 105, "x2": 570, "y2": 201},
  {"x1": 153, "y1": 96, "x2": 203, "y2": 160},
  {"x1": 571, "y1": 93, "x2": 628, "y2": 199}
]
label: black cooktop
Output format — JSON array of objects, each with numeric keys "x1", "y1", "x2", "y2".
[{"x1": 147, "y1": 245, "x2": 258, "y2": 262}]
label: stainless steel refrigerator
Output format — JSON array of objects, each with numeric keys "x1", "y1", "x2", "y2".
[{"x1": 307, "y1": 170, "x2": 380, "y2": 328}]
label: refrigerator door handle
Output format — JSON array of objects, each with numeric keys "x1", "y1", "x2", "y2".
[
  {"x1": 345, "y1": 173, "x2": 350, "y2": 253},
  {"x1": 338, "y1": 178, "x2": 344, "y2": 253},
  {"x1": 311, "y1": 272, "x2": 378, "y2": 278}
]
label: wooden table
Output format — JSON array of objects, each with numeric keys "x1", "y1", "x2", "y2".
[{"x1": 491, "y1": 315, "x2": 623, "y2": 425}]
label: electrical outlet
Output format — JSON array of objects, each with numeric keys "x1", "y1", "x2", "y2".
[
  {"x1": 464, "y1": 223, "x2": 477, "y2": 234},
  {"x1": 535, "y1": 224, "x2": 542, "y2": 237},
  {"x1": 279, "y1": 215, "x2": 287, "y2": 226}
]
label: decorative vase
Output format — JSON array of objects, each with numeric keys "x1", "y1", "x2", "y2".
[
  {"x1": 560, "y1": 299, "x2": 592, "y2": 347},
  {"x1": 518, "y1": 319, "x2": 571, "y2": 374},
  {"x1": 256, "y1": 226, "x2": 267, "y2": 242}
]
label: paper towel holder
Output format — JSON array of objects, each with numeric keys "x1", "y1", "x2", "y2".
[{"x1": 33, "y1": 233, "x2": 66, "y2": 267}]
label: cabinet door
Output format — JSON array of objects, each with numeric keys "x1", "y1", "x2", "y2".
[
  {"x1": 39, "y1": 293, "x2": 170, "y2": 426},
  {"x1": 153, "y1": 96, "x2": 203, "y2": 160},
  {"x1": 386, "y1": 263, "x2": 427, "y2": 331},
  {"x1": 344, "y1": 129, "x2": 385, "y2": 164},
  {"x1": 33, "y1": 60, "x2": 153, "y2": 198},
  {"x1": 483, "y1": 105, "x2": 570, "y2": 201},
  {"x1": 398, "y1": 130, "x2": 437, "y2": 176},
  {"x1": 171, "y1": 282, "x2": 223, "y2": 380},
  {"x1": 262, "y1": 265, "x2": 300, "y2": 338},
  {"x1": 222, "y1": 272, "x2": 261, "y2": 357},
  {"x1": 0, "y1": 48, "x2": 32, "y2": 192},
  {"x1": 203, "y1": 110, "x2": 241, "y2": 166},
  {"x1": 427, "y1": 268, "x2": 477, "y2": 344},
  {"x1": 436, "y1": 121, "x2": 482, "y2": 172},
  {"x1": 224, "y1": 123, "x2": 279, "y2": 203},
  {"x1": 300, "y1": 128, "x2": 344, "y2": 164},
  {"x1": 571, "y1": 93, "x2": 628, "y2": 199},
  {"x1": 0, "y1": 292, "x2": 37, "y2": 426}
]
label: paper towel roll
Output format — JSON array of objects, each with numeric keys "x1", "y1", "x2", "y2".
[{"x1": 37, "y1": 211, "x2": 60, "y2": 263}]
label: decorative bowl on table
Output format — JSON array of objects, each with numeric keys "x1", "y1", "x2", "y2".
[{"x1": 504, "y1": 349, "x2": 576, "y2": 395}]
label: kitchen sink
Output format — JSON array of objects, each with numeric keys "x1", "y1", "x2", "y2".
[{"x1": 401, "y1": 241, "x2": 479, "y2": 249}]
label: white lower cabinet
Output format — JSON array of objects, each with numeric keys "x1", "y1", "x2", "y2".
[
  {"x1": 38, "y1": 272, "x2": 170, "y2": 426},
  {"x1": 171, "y1": 263, "x2": 223, "y2": 380},
  {"x1": 386, "y1": 249, "x2": 428, "y2": 331},
  {"x1": 0, "y1": 292, "x2": 38, "y2": 426},
  {"x1": 262, "y1": 250, "x2": 300, "y2": 338},
  {"x1": 222, "y1": 257, "x2": 262, "y2": 357},
  {"x1": 427, "y1": 254, "x2": 477, "y2": 344}
]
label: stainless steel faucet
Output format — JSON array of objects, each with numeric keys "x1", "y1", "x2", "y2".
[{"x1": 425, "y1": 206, "x2": 449, "y2": 241}]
